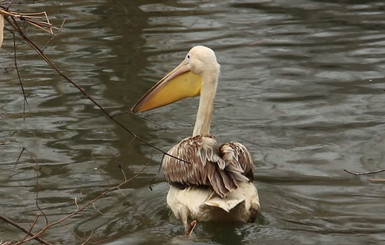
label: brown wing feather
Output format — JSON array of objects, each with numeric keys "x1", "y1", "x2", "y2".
[
  {"x1": 162, "y1": 135, "x2": 254, "y2": 198},
  {"x1": 219, "y1": 142, "x2": 255, "y2": 181}
]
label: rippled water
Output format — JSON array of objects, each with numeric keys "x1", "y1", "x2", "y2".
[{"x1": 1, "y1": 0, "x2": 385, "y2": 244}]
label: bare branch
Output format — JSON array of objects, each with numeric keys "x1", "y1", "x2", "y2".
[
  {"x1": 20, "y1": 163, "x2": 148, "y2": 243},
  {"x1": 344, "y1": 168, "x2": 385, "y2": 176},
  {"x1": 6, "y1": 0, "x2": 17, "y2": 10},
  {"x1": 0, "y1": 214, "x2": 51, "y2": 245},
  {"x1": 92, "y1": 203, "x2": 104, "y2": 215},
  {"x1": 2, "y1": 161, "x2": 148, "y2": 244},
  {"x1": 0, "y1": 241, "x2": 14, "y2": 245},
  {"x1": 34, "y1": 162, "x2": 49, "y2": 227},
  {"x1": 2, "y1": 6, "x2": 191, "y2": 164},
  {"x1": 15, "y1": 147, "x2": 25, "y2": 164},
  {"x1": 0, "y1": 8, "x2": 57, "y2": 34},
  {"x1": 80, "y1": 230, "x2": 94, "y2": 245},
  {"x1": 370, "y1": 178, "x2": 385, "y2": 182},
  {"x1": 117, "y1": 163, "x2": 128, "y2": 197},
  {"x1": 42, "y1": 17, "x2": 66, "y2": 51},
  {"x1": 0, "y1": 5, "x2": 186, "y2": 243},
  {"x1": 74, "y1": 197, "x2": 79, "y2": 210},
  {"x1": 20, "y1": 213, "x2": 40, "y2": 244},
  {"x1": 0, "y1": 13, "x2": 4, "y2": 50},
  {"x1": 11, "y1": 31, "x2": 29, "y2": 117}
]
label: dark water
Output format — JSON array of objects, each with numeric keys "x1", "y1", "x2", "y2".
[{"x1": 1, "y1": 0, "x2": 385, "y2": 244}]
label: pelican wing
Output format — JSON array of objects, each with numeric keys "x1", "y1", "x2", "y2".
[
  {"x1": 162, "y1": 135, "x2": 253, "y2": 198},
  {"x1": 219, "y1": 142, "x2": 254, "y2": 182}
]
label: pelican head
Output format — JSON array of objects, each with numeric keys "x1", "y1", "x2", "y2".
[
  {"x1": 131, "y1": 46, "x2": 220, "y2": 113},
  {"x1": 187, "y1": 46, "x2": 220, "y2": 77}
]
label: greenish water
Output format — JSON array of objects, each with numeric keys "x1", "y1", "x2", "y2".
[{"x1": 1, "y1": 0, "x2": 385, "y2": 244}]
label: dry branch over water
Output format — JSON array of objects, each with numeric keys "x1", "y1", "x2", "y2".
[
  {"x1": 344, "y1": 168, "x2": 385, "y2": 176},
  {"x1": 0, "y1": 13, "x2": 4, "y2": 50},
  {"x1": 0, "y1": 7, "x2": 56, "y2": 34},
  {"x1": 0, "y1": 2, "x2": 158, "y2": 243}
]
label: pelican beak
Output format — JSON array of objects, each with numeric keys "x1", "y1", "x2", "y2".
[{"x1": 131, "y1": 60, "x2": 202, "y2": 113}]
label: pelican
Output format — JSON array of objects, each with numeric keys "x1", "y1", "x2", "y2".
[{"x1": 131, "y1": 46, "x2": 260, "y2": 235}]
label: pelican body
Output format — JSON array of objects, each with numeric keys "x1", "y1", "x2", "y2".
[{"x1": 131, "y1": 46, "x2": 260, "y2": 234}]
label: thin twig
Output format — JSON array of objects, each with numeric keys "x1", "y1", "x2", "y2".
[
  {"x1": 34, "y1": 161, "x2": 49, "y2": 227},
  {"x1": 0, "y1": 5, "x2": 168, "y2": 244},
  {"x1": 11, "y1": 30, "x2": 29, "y2": 118},
  {"x1": 343, "y1": 168, "x2": 385, "y2": 176},
  {"x1": 0, "y1": 214, "x2": 51, "y2": 245},
  {"x1": 15, "y1": 147, "x2": 25, "y2": 164},
  {"x1": 20, "y1": 163, "x2": 148, "y2": 243},
  {"x1": 80, "y1": 230, "x2": 94, "y2": 245},
  {"x1": 117, "y1": 163, "x2": 128, "y2": 197},
  {"x1": 112, "y1": 111, "x2": 164, "y2": 129},
  {"x1": 0, "y1": 8, "x2": 57, "y2": 34},
  {"x1": 4, "y1": 14, "x2": 191, "y2": 164},
  {"x1": 370, "y1": 178, "x2": 385, "y2": 182},
  {"x1": 6, "y1": 0, "x2": 16, "y2": 10},
  {"x1": 42, "y1": 17, "x2": 66, "y2": 50},
  {"x1": 92, "y1": 203, "x2": 104, "y2": 215},
  {"x1": 118, "y1": 163, "x2": 127, "y2": 182},
  {"x1": 74, "y1": 197, "x2": 79, "y2": 210},
  {"x1": 20, "y1": 213, "x2": 40, "y2": 244}
]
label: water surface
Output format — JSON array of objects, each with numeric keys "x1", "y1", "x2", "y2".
[{"x1": 1, "y1": 0, "x2": 385, "y2": 244}]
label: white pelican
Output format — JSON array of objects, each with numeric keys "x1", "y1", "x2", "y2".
[{"x1": 131, "y1": 46, "x2": 260, "y2": 235}]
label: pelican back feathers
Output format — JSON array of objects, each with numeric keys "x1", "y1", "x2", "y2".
[{"x1": 162, "y1": 135, "x2": 254, "y2": 198}]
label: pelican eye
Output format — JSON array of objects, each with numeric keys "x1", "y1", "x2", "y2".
[{"x1": 186, "y1": 54, "x2": 191, "y2": 61}]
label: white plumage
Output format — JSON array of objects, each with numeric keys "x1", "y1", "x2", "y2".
[{"x1": 132, "y1": 46, "x2": 260, "y2": 234}]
